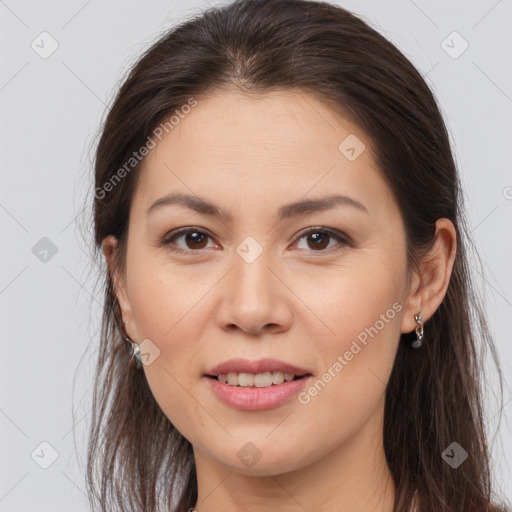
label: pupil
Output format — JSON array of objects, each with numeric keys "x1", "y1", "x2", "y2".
[
  {"x1": 309, "y1": 232, "x2": 328, "y2": 250},
  {"x1": 187, "y1": 232, "x2": 207, "y2": 249}
]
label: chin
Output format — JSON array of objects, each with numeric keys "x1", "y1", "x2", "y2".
[{"x1": 206, "y1": 440, "x2": 317, "y2": 477}]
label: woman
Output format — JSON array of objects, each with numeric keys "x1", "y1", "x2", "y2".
[{"x1": 85, "y1": 0, "x2": 509, "y2": 510}]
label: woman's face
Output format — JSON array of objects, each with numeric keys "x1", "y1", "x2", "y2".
[{"x1": 109, "y1": 89, "x2": 419, "y2": 476}]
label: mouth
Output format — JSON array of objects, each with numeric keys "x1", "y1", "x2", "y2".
[
  {"x1": 204, "y1": 371, "x2": 312, "y2": 388},
  {"x1": 204, "y1": 357, "x2": 313, "y2": 387},
  {"x1": 203, "y1": 370, "x2": 314, "y2": 410}
]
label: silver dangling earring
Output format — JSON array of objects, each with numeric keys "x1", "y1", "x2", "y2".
[
  {"x1": 123, "y1": 319, "x2": 141, "y2": 364},
  {"x1": 411, "y1": 312, "x2": 423, "y2": 348}
]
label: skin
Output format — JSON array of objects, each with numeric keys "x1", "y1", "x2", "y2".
[{"x1": 103, "y1": 88, "x2": 457, "y2": 512}]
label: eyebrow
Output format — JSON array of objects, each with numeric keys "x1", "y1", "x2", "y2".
[{"x1": 146, "y1": 192, "x2": 368, "y2": 221}]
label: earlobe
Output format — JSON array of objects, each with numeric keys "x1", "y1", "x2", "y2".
[
  {"x1": 400, "y1": 270, "x2": 422, "y2": 334},
  {"x1": 400, "y1": 218, "x2": 457, "y2": 334}
]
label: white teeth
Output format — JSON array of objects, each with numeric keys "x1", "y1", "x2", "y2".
[
  {"x1": 254, "y1": 372, "x2": 273, "y2": 387},
  {"x1": 227, "y1": 373, "x2": 238, "y2": 386},
  {"x1": 216, "y1": 371, "x2": 299, "y2": 387},
  {"x1": 238, "y1": 373, "x2": 254, "y2": 387},
  {"x1": 272, "y1": 371, "x2": 284, "y2": 384}
]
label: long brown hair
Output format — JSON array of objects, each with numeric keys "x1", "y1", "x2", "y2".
[{"x1": 83, "y1": 0, "x2": 509, "y2": 510}]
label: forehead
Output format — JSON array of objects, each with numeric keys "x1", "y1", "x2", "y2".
[
  {"x1": 132, "y1": 89, "x2": 392, "y2": 220},
  {"x1": 150, "y1": 89, "x2": 366, "y2": 165}
]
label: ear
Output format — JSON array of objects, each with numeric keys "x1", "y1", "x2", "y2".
[
  {"x1": 102, "y1": 235, "x2": 135, "y2": 335},
  {"x1": 400, "y1": 218, "x2": 457, "y2": 334}
]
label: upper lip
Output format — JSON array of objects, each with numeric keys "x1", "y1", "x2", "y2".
[{"x1": 205, "y1": 358, "x2": 312, "y2": 377}]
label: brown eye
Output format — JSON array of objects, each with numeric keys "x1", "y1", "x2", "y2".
[
  {"x1": 182, "y1": 231, "x2": 208, "y2": 249},
  {"x1": 306, "y1": 232, "x2": 330, "y2": 250},
  {"x1": 295, "y1": 228, "x2": 349, "y2": 253},
  {"x1": 162, "y1": 228, "x2": 214, "y2": 252}
]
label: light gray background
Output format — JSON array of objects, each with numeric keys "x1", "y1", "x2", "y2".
[{"x1": 1, "y1": 0, "x2": 511, "y2": 510}]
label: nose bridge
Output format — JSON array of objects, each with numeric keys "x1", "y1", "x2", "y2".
[
  {"x1": 215, "y1": 235, "x2": 292, "y2": 333},
  {"x1": 232, "y1": 236, "x2": 277, "y2": 306}
]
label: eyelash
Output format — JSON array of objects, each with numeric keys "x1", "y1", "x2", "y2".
[{"x1": 160, "y1": 226, "x2": 351, "y2": 255}]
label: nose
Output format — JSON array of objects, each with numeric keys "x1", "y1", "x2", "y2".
[{"x1": 214, "y1": 248, "x2": 293, "y2": 336}]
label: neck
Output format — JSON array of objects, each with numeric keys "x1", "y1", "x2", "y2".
[{"x1": 191, "y1": 402, "x2": 395, "y2": 512}]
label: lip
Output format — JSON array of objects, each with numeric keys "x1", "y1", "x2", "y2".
[
  {"x1": 203, "y1": 374, "x2": 313, "y2": 411},
  {"x1": 205, "y1": 358, "x2": 312, "y2": 377}
]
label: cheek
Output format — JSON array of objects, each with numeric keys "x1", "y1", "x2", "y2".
[
  {"x1": 298, "y1": 252, "x2": 405, "y2": 348},
  {"x1": 126, "y1": 245, "x2": 206, "y2": 342},
  {"x1": 296, "y1": 252, "x2": 405, "y2": 410},
  {"x1": 124, "y1": 250, "x2": 223, "y2": 436},
  {"x1": 128, "y1": 271, "x2": 206, "y2": 439}
]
